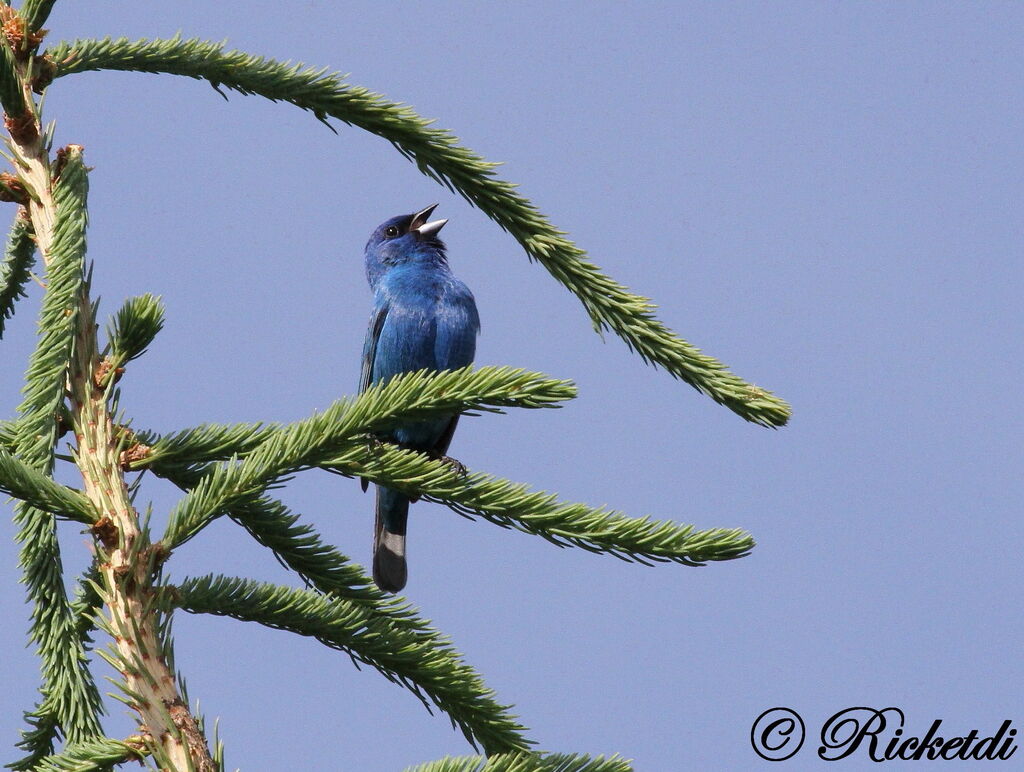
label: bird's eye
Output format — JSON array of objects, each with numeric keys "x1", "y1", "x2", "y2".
[{"x1": 385, "y1": 225, "x2": 400, "y2": 238}]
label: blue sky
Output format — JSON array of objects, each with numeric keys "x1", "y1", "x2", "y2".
[{"x1": 1, "y1": 3, "x2": 1021, "y2": 770}]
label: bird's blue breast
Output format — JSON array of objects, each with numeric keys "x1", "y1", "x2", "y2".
[{"x1": 371, "y1": 264, "x2": 479, "y2": 448}]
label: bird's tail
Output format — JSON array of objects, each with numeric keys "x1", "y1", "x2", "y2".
[{"x1": 373, "y1": 486, "x2": 409, "y2": 593}]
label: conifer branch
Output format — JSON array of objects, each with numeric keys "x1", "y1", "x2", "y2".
[
  {"x1": 162, "y1": 366, "x2": 575, "y2": 548},
  {"x1": 0, "y1": 35, "x2": 27, "y2": 116},
  {"x1": 125, "y1": 455, "x2": 533, "y2": 753},
  {"x1": 7, "y1": 146, "x2": 216, "y2": 772},
  {"x1": 69, "y1": 560, "x2": 103, "y2": 644},
  {"x1": 0, "y1": 446, "x2": 96, "y2": 522},
  {"x1": 7, "y1": 133, "x2": 102, "y2": 763},
  {"x1": 106, "y1": 292, "x2": 164, "y2": 370},
  {"x1": 66, "y1": 273, "x2": 216, "y2": 772},
  {"x1": 133, "y1": 364, "x2": 569, "y2": 474},
  {"x1": 0, "y1": 211, "x2": 35, "y2": 338},
  {"x1": 175, "y1": 574, "x2": 532, "y2": 755},
  {"x1": 12, "y1": 147, "x2": 84, "y2": 473},
  {"x1": 18, "y1": 0, "x2": 57, "y2": 34},
  {"x1": 405, "y1": 753, "x2": 632, "y2": 772},
  {"x1": 135, "y1": 414, "x2": 753, "y2": 567},
  {"x1": 328, "y1": 443, "x2": 754, "y2": 565},
  {"x1": 0, "y1": 20, "x2": 777, "y2": 770},
  {"x1": 33, "y1": 736, "x2": 148, "y2": 772},
  {"x1": 132, "y1": 419, "x2": 274, "y2": 469},
  {"x1": 137, "y1": 425, "x2": 679, "y2": 759},
  {"x1": 48, "y1": 35, "x2": 791, "y2": 428}
]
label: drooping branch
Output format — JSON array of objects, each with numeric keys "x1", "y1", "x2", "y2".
[
  {"x1": 116, "y1": 421, "x2": 742, "y2": 750},
  {"x1": 134, "y1": 461, "x2": 534, "y2": 754},
  {"x1": 162, "y1": 366, "x2": 575, "y2": 547},
  {"x1": 132, "y1": 411, "x2": 753, "y2": 567},
  {"x1": 133, "y1": 452, "x2": 534, "y2": 753},
  {"x1": 176, "y1": 574, "x2": 533, "y2": 756},
  {"x1": 326, "y1": 442, "x2": 754, "y2": 565},
  {"x1": 49, "y1": 35, "x2": 791, "y2": 428}
]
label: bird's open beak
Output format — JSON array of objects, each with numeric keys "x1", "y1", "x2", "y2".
[{"x1": 411, "y1": 203, "x2": 447, "y2": 239}]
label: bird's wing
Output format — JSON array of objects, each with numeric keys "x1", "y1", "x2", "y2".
[
  {"x1": 434, "y1": 287, "x2": 479, "y2": 371},
  {"x1": 359, "y1": 301, "x2": 389, "y2": 493},
  {"x1": 430, "y1": 283, "x2": 480, "y2": 456},
  {"x1": 431, "y1": 414, "x2": 461, "y2": 457},
  {"x1": 360, "y1": 300, "x2": 390, "y2": 395}
]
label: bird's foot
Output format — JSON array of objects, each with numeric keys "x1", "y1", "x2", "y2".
[
  {"x1": 432, "y1": 452, "x2": 468, "y2": 478},
  {"x1": 360, "y1": 436, "x2": 388, "y2": 492}
]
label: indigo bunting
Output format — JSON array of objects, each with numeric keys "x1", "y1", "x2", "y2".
[{"x1": 360, "y1": 204, "x2": 480, "y2": 592}]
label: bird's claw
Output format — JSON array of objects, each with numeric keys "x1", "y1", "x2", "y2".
[
  {"x1": 361, "y1": 436, "x2": 387, "y2": 492},
  {"x1": 434, "y1": 453, "x2": 468, "y2": 478}
]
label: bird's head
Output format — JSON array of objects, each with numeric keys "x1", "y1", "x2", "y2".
[{"x1": 364, "y1": 204, "x2": 448, "y2": 286}]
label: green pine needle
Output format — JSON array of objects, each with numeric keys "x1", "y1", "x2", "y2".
[
  {"x1": 0, "y1": 447, "x2": 97, "y2": 523},
  {"x1": 404, "y1": 753, "x2": 633, "y2": 772},
  {"x1": 132, "y1": 420, "x2": 275, "y2": 469},
  {"x1": 19, "y1": 0, "x2": 58, "y2": 33},
  {"x1": 14, "y1": 147, "x2": 89, "y2": 469},
  {"x1": 162, "y1": 366, "x2": 575, "y2": 547},
  {"x1": 50, "y1": 35, "x2": 791, "y2": 428},
  {"x1": 0, "y1": 215, "x2": 36, "y2": 339},
  {"x1": 31, "y1": 736, "x2": 146, "y2": 772},
  {"x1": 328, "y1": 442, "x2": 754, "y2": 566},
  {"x1": 0, "y1": 36, "x2": 26, "y2": 117},
  {"x1": 176, "y1": 574, "x2": 533, "y2": 756},
  {"x1": 0, "y1": 417, "x2": 15, "y2": 451},
  {"x1": 106, "y1": 292, "x2": 165, "y2": 367},
  {"x1": 138, "y1": 457, "x2": 528, "y2": 753},
  {"x1": 136, "y1": 369, "x2": 752, "y2": 565},
  {"x1": 10, "y1": 146, "x2": 104, "y2": 762}
]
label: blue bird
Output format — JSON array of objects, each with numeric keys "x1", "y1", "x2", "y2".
[{"x1": 360, "y1": 204, "x2": 480, "y2": 592}]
